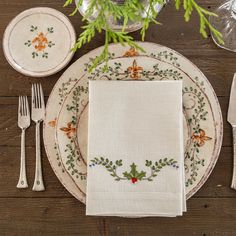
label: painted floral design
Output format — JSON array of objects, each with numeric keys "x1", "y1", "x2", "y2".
[
  {"x1": 60, "y1": 122, "x2": 76, "y2": 138},
  {"x1": 48, "y1": 118, "x2": 57, "y2": 128},
  {"x1": 89, "y1": 157, "x2": 179, "y2": 183},
  {"x1": 54, "y1": 143, "x2": 65, "y2": 173},
  {"x1": 183, "y1": 85, "x2": 212, "y2": 187},
  {"x1": 58, "y1": 78, "x2": 78, "y2": 105},
  {"x1": 192, "y1": 129, "x2": 212, "y2": 146},
  {"x1": 87, "y1": 59, "x2": 183, "y2": 81},
  {"x1": 24, "y1": 25, "x2": 55, "y2": 58},
  {"x1": 32, "y1": 32, "x2": 48, "y2": 51},
  {"x1": 127, "y1": 60, "x2": 143, "y2": 79},
  {"x1": 59, "y1": 85, "x2": 88, "y2": 180},
  {"x1": 123, "y1": 47, "x2": 139, "y2": 57},
  {"x1": 150, "y1": 51, "x2": 180, "y2": 67}
]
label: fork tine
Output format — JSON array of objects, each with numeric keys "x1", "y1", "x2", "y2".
[
  {"x1": 34, "y1": 84, "x2": 38, "y2": 109},
  {"x1": 18, "y1": 96, "x2": 21, "y2": 116},
  {"x1": 36, "y1": 84, "x2": 40, "y2": 108},
  {"x1": 22, "y1": 96, "x2": 25, "y2": 116},
  {"x1": 20, "y1": 96, "x2": 24, "y2": 116},
  {"x1": 23, "y1": 96, "x2": 26, "y2": 116},
  {"x1": 39, "y1": 84, "x2": 44, "y2": 109},
  {"x1": 37, "y1": 84, "x2": 41, "y2": 108},
  {"x1": 32, "y1": 84, "x2": 37, "y2": 109},
  {"x1": 32, "y1": 85, "x2": 35, "y2": 109},
  {"x1": 25, "y1": 96, "x2": 29, "y2": 115},
  {"x1": 23, "y1": 96, "x2": 28, "y2": 116}
]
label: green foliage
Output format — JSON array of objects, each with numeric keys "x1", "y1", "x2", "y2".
[
  {"x1": 90, "y1": 157, "x2": 178, "y2": 182},
  {"x1": 145, "y1": 158, "x2": 178, "y2": 181},
  {"x1": 176, "y1": 0, "x2": 223, "y2": 44},
  {"x1": 47, "y1": 27, "x2": 54, "y2": 33},
  {"x1": 64, "y1": 0, "x2": 223, "y2": 71},
  {"x1": 182, "y1": 84, "x2": 208, "y2": 187},
  {"x1": 30, "y1": 25, "x2": 37, "y2": 32},
  {"x1": 90, "y1": 157, "x2": 124, "y2": 180},
  {"x1": 123, "y1": 163, "x2": 146, "y2": 180}
]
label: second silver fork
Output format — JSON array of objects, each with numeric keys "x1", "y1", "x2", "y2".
[{"x1": 32, "y1": 83, "x2": 45, "y2": 191}]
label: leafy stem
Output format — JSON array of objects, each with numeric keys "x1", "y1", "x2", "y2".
[
  {"x1": 175, "y1": 0, "x2": 223, "y2": 44},
  {"x1": 64, "y1": 0, "x2": 223, "y2": 71},
  {"x1": 90, "y1": 157, "x2": 125, "y2": 181},
  {"x1": 144, "y1": 158, "x2": 179, "y2": 181}
]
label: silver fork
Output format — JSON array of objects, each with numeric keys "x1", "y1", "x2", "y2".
[
  {"x1": 32, "y1": 83, "x2": 45, "y2": 191},
  {"x1": 17, "y1": 96, "x2": 30, "y2": 188}
]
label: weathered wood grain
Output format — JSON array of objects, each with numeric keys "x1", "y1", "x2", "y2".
[
  {"x1": 106, "y1": 197, "x2": 236, "y2": 236},
  {"x1": 194, "y1": 146, "x2": 235, "y2": 198},
  {"x1": 0, "y1": 145, "x2": 71, "y2": 198},
  {"x1": 0, "y1": 198, "x2": 104, "y2": 236},
  {"x1": 0, "y1": 0, "x2": 236, "y2": 235},
  {"x1": 1, "y1": 197, "x2": 236, "y2": 236}
]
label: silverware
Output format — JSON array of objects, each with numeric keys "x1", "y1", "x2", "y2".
[
  {"x1": 17, "y1": 96, "x2": 30, "y2": 188},
  {"x1": 228, "y1": 73, "x2": 236, "y2": 189},
  {"x1": 32, "y1": 84, "x2": 45, "y2": 191}
]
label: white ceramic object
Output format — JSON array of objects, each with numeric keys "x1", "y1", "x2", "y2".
[
  {"x1": 44, "y1": 42, "x2": 223, "y2": 204},
  {"x1": 3, "y1": 7, "x2": 76, "y2": 77}
]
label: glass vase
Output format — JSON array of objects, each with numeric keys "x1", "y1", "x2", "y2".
[
  {"x1": 76, "y1": 0, "x2": 166, "y2": 32},
  {"x1": 209, "y1": 0, "x2": 236, "y2": 52}
]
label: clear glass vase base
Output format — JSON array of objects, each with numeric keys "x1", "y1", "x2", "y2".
[
  {"x1": 75, "y1": 0, "x2": 165, "y2": 32},
  {"x1": 210, "y1": 0, "x2": 236, "y2": 52}
]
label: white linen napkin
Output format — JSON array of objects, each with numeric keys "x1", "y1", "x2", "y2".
[{"x1": 86, "y1": 80, "x2": 186, "y2": 217}]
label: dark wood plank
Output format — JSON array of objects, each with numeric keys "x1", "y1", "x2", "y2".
[
  {"x1": 0, "y1": 198, "x2": 104, "y2": 236},
  {"x1": 0, "y1": 145, "x2": 71, "y2": 198},
  {"x1": 194, "y1": 146, "x2": 235, "y2": 198},
  {"x1": 1, "y1": 197, "x2": 236, "y2": 236},
  {"x1": 106, "y1": 197, "x2": 236, "y2": 236},
  {"x1": 0, "y1": 0, "x2": 235, "y2": 235}
]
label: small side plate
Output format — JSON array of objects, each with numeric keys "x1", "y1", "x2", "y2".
[{"x1": 3, "y1": 7, "x2": 76, "y2": 77}]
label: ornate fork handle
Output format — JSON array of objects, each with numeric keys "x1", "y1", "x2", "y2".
[
  {"x1": 32, "y1": 121, "x2": 45, "y2": 191},
  {"x1": 17, "y1": 129, "x2": 28, "y2": 188}
]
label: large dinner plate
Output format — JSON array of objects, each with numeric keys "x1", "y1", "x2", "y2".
[{"x1": 44, "y1": 42, "x2": 223, "y2": 203}]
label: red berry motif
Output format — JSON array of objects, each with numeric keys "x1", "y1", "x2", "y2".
[{"x1": 131, "y1": 177, "x2": 138, "y2": 183}]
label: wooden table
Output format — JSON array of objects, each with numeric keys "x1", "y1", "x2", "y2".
[{"x1": 0, "y1": 0, "x2": 236, "y2": 235}]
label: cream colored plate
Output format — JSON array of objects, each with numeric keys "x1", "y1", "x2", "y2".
[
  {"x1": 44, "y1": 42, "x2": 223, "y2": 204},
  {"x1": 3, "y1": 7, "x2": 76, "y2": 77}
]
